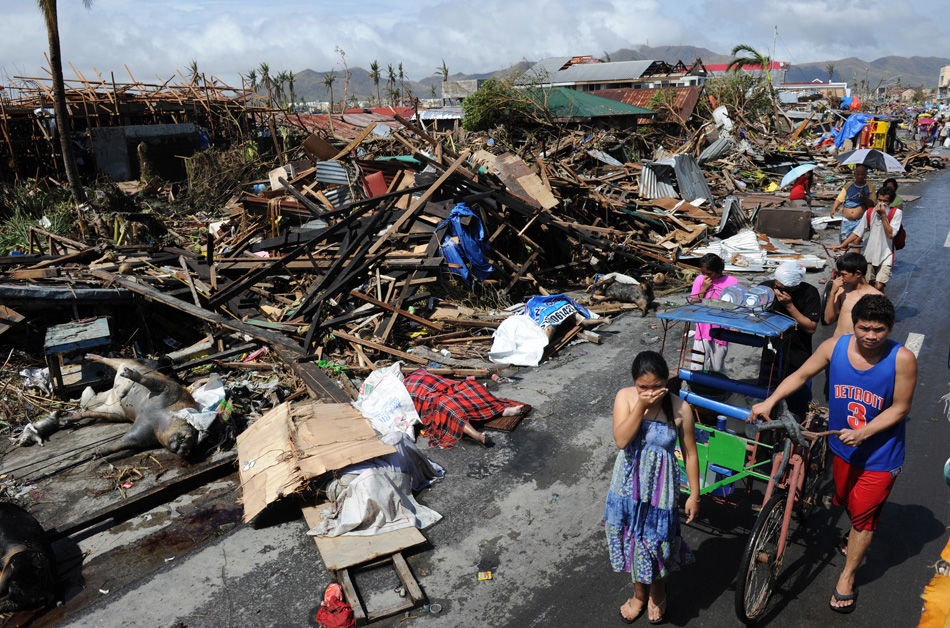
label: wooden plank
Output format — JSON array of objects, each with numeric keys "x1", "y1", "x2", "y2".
[
  {"x1": 87, "y1": 270, "x2": 350, "y2": 402},
  {"x1": 331, "y1": 121, "x2": 377, "y2": 160},
  {"x1": 392, "y1": 552, "x2": 425, "y2": 603},
  {"x1": 336, "y1": 568, "x2": 367, "y2": 624},
  {"x1": 0, "y1": 305, "x2": 25, "y2": 336},
  {"x1": 331, "y1": 330, "x2": 427, "y2": 365},
  {"x1": 349, "y1": 290, "x2": 443, "y2": 332},
  {"x1": 301, "y1": 504, "x2": 426, "y2": 571},
  {"x1": 366, "y1": 150, "x2": 470, "y2": 256},
  {"x1": 46, "y1": 453, "x2": 236, "y2": 541}
]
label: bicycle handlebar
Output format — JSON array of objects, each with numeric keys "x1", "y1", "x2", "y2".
[{"x1": 743, "y1": 400, "x2": 809, "y2": 448}]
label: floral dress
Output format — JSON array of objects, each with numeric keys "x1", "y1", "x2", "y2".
[{"x1": 604, "y1": 418, "x2": 692, "y2": 583}]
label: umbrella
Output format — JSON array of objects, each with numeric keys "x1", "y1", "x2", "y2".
[
  {"x1": 780, "y1": 163, "x2": 817, "y2": 189},
  {"x1": 835, "y1": 148, "x2": 905, "y2": 173},
  {"x1": 918, "y1": 117, "x2": 936, "y2": 126}
]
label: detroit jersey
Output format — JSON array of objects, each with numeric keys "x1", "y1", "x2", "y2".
[{"x1": 828, "y1": 335, "x2": 904, "y2": 471}]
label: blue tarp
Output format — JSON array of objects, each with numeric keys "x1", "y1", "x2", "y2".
[
  {"x1": 834, "y1": 113, "x2": 875, "y2": 148},
  {"x1": 436, "y1": 203, "x2": 492, "y2": 282},
  {"x1": 523, "y1": 295, "x2": 593, "y2": 328},
  {"x1": 657, "y1": 304, "x2": 796, "y2": 337}
]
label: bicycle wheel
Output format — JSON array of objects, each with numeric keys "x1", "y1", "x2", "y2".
[
  {"x1": 735, "y1": 493, "x2": 786, "y2": 624},
  {"x1": 798, "y1": 435, "x2": 829, "y2": 522}
]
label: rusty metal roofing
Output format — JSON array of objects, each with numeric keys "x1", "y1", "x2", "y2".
[
  {"x1": 591, "y1": 86, "x2": 703, "y2": 125},
  {"x1": 286, "y1": 112, "x2": 403, "y2": 140}
]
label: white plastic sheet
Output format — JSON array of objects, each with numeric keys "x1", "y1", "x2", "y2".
[
  {"x1": 352, "y1": 362, "x2": 421, "y2": 438},
  {"x1": 308, "y1": 433, "x2": 444, "y2": 537},
  {"x1": 489, "y1": 314, "x2": 549, "y2": 367}
]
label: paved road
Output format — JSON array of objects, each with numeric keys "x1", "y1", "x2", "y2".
[{"x1": 65, "y1": 163, "x2": 950, "y2": 627}]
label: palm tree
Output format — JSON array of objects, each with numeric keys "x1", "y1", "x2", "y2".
[
  {"x1": 37, "y1": 0, "x2": 89, "y2": 204},
  {"x1": 825, "y1": 62, "x2": 835, "y2": 83},
  {"x1": 258, "y1": 62, "x2": 272, "y2": 107},
  {"x1": 323, "y1": 72, "x2": 336, "y2": 113},
  {"x1": 435, "y1": 59, "x2": 449, "y2": 105},
  {"x1": 398, "y1": 62, "x2": 405, "y2": 104},
  {"x1": 286, "y1": 70, "x2": 296, "y2": 109},
  {"x1": 726, "y1": 44, "x2": 773, "y2": 83},
  {"x1": 273, "y1": 71, "x2": 288, "y2": 108},
  {"x1": 436, "y1": 59, "x2": 449, "y2": 81},
  {"x1": 387, "y1": 64, "x2": 397, "y2": 105},
  {"x1": 247, "y1": 68, "x2": 258, "y2": 93},
  {"x1": 369, "y1": 60, "x2": 381, "y2": 106},
  {"x1": 188, "y1": 60, "x2": 199, "y2": 85}
]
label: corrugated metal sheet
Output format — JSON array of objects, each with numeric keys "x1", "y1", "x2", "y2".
[
  {"x1": 641, "y1": 154, "x2": 714, "y2": 201},
  {"x1": 698, "y1": 137, "x2": 733, "y2": 164},
  {"x1": 323, "y1": 186, "x2": 350, "y2": 208},
  {"x1": 669, "y1": 154, "x2": 714, "y2": 202},
  {"x1": 640, "y1": 163, "x2": 677, "y2": 199},
  {"x1": 315, "y1": 161, "x2": 350, "y2": 185},
  {"x1": 527, "y1": 58, "x2": 654, "y2": 85},
  {"x1": 529, "y1": 87, "x2": 653, "y2": 119},
  {"x1": 591, "y1": 86, "x2": 702, "y2": 125},
  {"x1": 587, "y1": 149, "x2": 623, "y2": 166}
]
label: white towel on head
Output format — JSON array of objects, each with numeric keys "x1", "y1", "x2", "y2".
[{"x1": 774, "y1": 261, "x2": 805, "y2": 287}]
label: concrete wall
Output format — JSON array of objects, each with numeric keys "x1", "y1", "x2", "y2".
[{"x1": 92, "y1": 123, "x2": 196, "y2": 181}]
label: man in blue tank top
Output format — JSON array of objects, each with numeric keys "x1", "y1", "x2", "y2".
[
  {"x1": 750, "y1": 294, "x2": 916, "y2": 614},
  {"x1": 830, "y1": 165, "x2": 876, "y2": 248}
]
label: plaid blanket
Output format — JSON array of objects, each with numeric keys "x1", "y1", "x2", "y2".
[{"x1": 403, "y1": 369, "x2": 519, "y2": 448}]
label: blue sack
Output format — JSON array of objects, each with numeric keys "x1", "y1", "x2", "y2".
[{"x1": 436, "y1": 203, "x2": 493, "y2": 282}]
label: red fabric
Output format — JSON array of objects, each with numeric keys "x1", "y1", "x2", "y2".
[
  {"x1": 789, "y1": 175, "x2": 810, "y2": 201},
  {"x1": 404, "y1": 369, "x2": 519, "y2": 448},
  {"x1": 315, "y1": 583, "x2": 354, "y2": 628},
  {"x1": 832, "y1": 454, "x2": 897, "y2": 531}
]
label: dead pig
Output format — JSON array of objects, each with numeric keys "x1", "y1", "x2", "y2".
[
  {"x1": 66, "y1": 355, "x2": 199, "y2": 460},
  {"x1": 0, "y1": 503, "x2": 55, "y2": 612}
]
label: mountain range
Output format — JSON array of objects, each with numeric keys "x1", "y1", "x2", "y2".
[{"x1": 288, "y1": 45, "x2": 948, "y2": 104}]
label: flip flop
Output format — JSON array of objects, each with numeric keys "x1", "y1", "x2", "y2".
[
  {"x1": 619, "y1": 599, "x2": 645, "y2": 624},
  {"x1": 648, "y1": 598, "x2": 667, "y2": 625},
  {"x1": 830, "y1": 587, "x2": 857, "y2": 614}
]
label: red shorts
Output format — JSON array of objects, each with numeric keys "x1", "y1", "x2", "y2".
[{"x1": 832, "y1": 455, "x2": 898, "y2": 531}]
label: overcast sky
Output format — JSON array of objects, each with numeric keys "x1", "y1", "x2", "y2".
[{"x1": 2, "y1": 0, "x2": 947, "y2": 86}]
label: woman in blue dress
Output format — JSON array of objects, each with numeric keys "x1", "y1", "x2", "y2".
[{"x1": 605, "y1": 351, "x2": 701, "y2": 623}]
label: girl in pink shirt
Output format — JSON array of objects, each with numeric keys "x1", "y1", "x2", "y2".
[{"x1": 688, "y1": 254, "x2": 738, "y2": 372}]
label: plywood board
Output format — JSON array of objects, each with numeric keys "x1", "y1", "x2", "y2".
[{"x1": 302, "y1": 503, "x2": 426, "y2": 571}]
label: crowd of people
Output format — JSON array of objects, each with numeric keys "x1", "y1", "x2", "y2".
[{"x1": 604, "y1": 163, "x2": 920, "y2": 619}]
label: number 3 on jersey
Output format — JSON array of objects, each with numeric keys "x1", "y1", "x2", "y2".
[{"x1": 847, "y1": 402, "x2": 867, "y2": 429}]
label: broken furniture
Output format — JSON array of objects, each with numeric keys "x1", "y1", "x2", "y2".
[{"x1": 44, "y1": 317, "x2": 113, "y2": 394}]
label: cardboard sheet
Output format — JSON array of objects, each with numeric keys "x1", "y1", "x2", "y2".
[{"x1": 237, "y1": 402, "x2": 395, "y2": 522}]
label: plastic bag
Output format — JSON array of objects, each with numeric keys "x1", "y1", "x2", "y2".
[
  {"x1": 178, "y1": 373, "x2": 230, "y2": 442},
  {"x1": 352, "y1": 362, "x2": 421, "y2": 438},
  {"x1": 490, "y1": 314, "x2": 549, "y2": 367},
  {"x1": 944, "y1": 137, "x2": 950, "y2": 148}
]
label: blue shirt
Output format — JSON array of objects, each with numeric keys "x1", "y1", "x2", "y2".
[{"x1": 828, "y1": 335, "x2": 904, "y2": 471}]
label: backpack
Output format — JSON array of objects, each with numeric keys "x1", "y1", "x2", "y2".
[
  {"x1": 315, "y1": 583, "x2": 355, "y2": 628},
  {"x1": 866, "y1": 206, "x2": 905, "y2": 250}
]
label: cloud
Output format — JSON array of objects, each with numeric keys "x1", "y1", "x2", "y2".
[
  {"x1": 0, "y1": 0, "x2": 684, "y2": 84},
  {"x1": 691, "y1": 0, "x2": 950, "y2": 62},
  {"x1": 0, "y1": 0, "x2": 944, "y2": 87}
]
